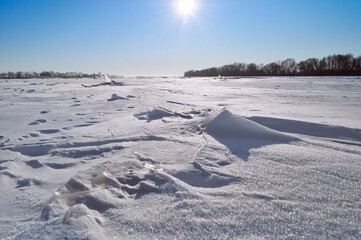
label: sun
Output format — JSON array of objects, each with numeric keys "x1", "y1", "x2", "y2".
[{"x1": 176, "y1": 0, "x2": 197, "y2": 17}]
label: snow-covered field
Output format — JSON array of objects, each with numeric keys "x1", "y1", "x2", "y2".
[{"x1": 0, "y1": 76, "x2": 360, "y2": 239}]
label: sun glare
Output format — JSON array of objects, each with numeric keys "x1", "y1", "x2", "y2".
[{"x1": 176, "y1": 0, "x2": 197, "y2": 17}]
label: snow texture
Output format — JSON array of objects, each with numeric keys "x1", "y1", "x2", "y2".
[{"x1": 0, "y1": 76, "x2": 360, "y2": 239}]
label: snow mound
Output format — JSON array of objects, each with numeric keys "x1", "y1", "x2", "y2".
[
  {"x1": 134, "y1": 107, "x2": 175, "y2": 121},
  {"x1": 204, "y1": 109, "x2": 296, "y2": 142},
  {"x1": 203, "y1": 109, "x2": 298, "y2": 159},
  {"x1": 134, "y1": 107, "x2": 193, "y2": 122}
]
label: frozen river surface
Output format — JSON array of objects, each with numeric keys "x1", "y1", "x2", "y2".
[{"x1": 0, "y1": 76, "x2": 360, "y2": 239}]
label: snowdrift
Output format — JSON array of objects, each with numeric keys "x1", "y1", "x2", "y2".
[
  {"x1": 203, "y1": 109, "x2": 298, "y2": 159},
  {"x1": 248, "y1": 116, "x2": 361, "y2": 142},
  {"x1": 205, "y1": 109, "x2": 296, "y2": 141}
]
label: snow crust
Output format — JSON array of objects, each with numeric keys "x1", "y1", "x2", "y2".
[{"x1": 0, "y1": 76, "x2": 360, "y2": 239}]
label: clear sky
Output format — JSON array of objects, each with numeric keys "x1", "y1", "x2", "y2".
[{"x1": 0, "y1": 0, "x2": 360, "y2": 76}]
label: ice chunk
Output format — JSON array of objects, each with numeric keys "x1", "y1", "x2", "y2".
[{"x1": 91, "y1": 171, "x2": 122, "y2": 188}]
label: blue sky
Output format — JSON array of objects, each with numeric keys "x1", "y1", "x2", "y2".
[{"x1": 0, "y1": 0, "x2": 360, "y2": 76}]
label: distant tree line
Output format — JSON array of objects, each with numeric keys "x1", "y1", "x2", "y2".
[
  {"x1": 0, "y1": 71, "x2": 103, "y2": 79},
  {"x1": 184, "y1": 54, "x2": 361, "y2": 77}
]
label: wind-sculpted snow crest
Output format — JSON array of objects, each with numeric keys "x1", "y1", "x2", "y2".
[
  {"x1": 202, "y1": 109, "x2": 298, "y2": 159},
  {"x1": 204, "y1": 109, "x2": 297, "y2": 142}
]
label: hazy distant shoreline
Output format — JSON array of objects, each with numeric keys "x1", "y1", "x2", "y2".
[
  {"x1": 184, "y1": 54, "x2": 361, "y2": 77},
  {"x1": 2, "y1": 53, "x2": 360, "y2": 79},
  {"x1": 0, "y1": 71, "x2": 103, "y2": 79}
]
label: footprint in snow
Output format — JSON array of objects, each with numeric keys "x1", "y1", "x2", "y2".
[
  {"x1": 0, "y1": 137, "x2": 10, "y2": 146},
  {"x1": 37, "y1": 129, "x2": 60, "y2": 134},
  {"x1": 126, "y1": 95, "x2": 138, "y2": 99},
  {"x1": 28, "y1": 119, "x2": 47, "y2": 125},
  {"x1": 62, "y1": 122, "x2": 97, "y2": 131},
  {"x1": 26, "y1": 160, "x2": 43, "y2": 169},
  {"x1": 45, "y1": 162, "x2": 76, "y2": 169},
  {"x1": 16, "y1": 178, "x2": 43, "y2": 188}
]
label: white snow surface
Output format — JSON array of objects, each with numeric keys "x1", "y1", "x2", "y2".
[{"x1": 0, "y1": 76, "x2": 360, "y2": 239}]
